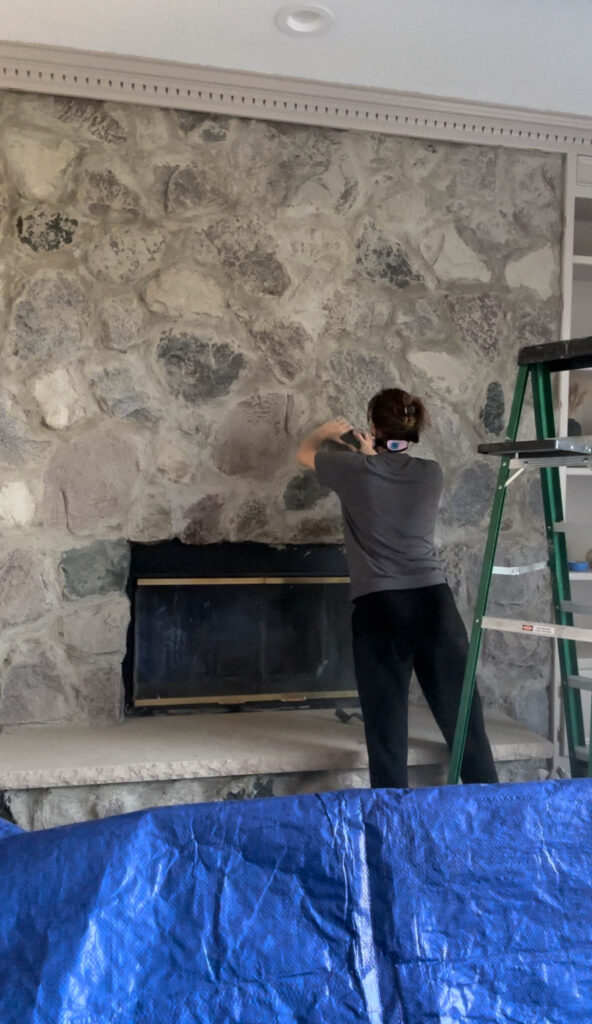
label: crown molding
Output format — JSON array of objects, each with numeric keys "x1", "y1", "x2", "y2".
[{"x1": 0, "y1": 38, "x2": 591, "y2": 153}]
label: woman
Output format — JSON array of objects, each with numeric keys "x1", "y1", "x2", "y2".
[{"x1": 296, "y1": 387, "x2": 498, "y2": 788}]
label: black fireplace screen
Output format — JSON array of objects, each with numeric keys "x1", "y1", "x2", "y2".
[{"x1": 128, "y1": 543, "x2": 357, "y2": 708}]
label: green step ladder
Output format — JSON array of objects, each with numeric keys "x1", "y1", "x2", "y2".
[{"x1": 448, "y1": 336, "x2": 592, "y2": 784}]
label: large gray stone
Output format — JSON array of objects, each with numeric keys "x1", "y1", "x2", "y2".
[
  {"x1": 0, "y1": 482, "x2": 36, "y2": 527},
  {"x1": 164, "y1": 163, "x2": 225, "y2": 214},
  {"x1": 206, "y1": 221, "x2": 291, "y2": 297},
  {"x1": 496, "y1": 150, "x2": 563, "y2": 242},
  {"x1": 249, "y1": 320, "x2": 311, "y2": 384},
  {"x1": 79, "y1": 162, "x2": 141, "y2": 219},
  {"x1": 212, "y1": 394, "x2": 302, "y2": 480},
  {"x1": 512, "y1": 686, "x2": 550, "y2": 738},
  {"x1": 479, "y1": 381, "x2": 505, "y2": 436},
  {"x1": 505, "y1": 246, "x2": 557, "y2": 300},
  {"x1": 446, "y1": 292, "x2": 509, "y2": 359},
  {"x1": 291, "y1": 147, "x2": 360, "y2": 216},
  {"x1": 44, "y1": 433, "x2": 139, "y2": 534},
  {"x1": 16, "y1": 207, "x2": 78, "y2": 252},
  {"x1": 0, "y1": 642, "x2": 77, "y2": 726},
  {"x1": 441, "y1": 461, "x2": 497, "y2": 527},
  {"x1": 435, "y1": 541, "x2": 471, "y2": 605},
  {"x1": 157, "y1": 331, "x2": 245, "y2": 403},
  {"x1": 145, "y1": 266, "x2": 225, "y2": 319},
  {"x1": 174, "y1": 111, "x2": 229, "y2": 140},
  {"x1": 87, "y1": 225, "x2": 165, "y2": 283},
  {"x1": 284, "y1": 473, "x2": 330, "y2": 511},
  {"x1": 76, "y1": 660, "x2": 124, "y2": 725},
  {"x1": 326, "y1": 349, "x2": 395, "y2": 423},
  {"x1": 180, "y1": 495, "x2": 224, "y2": 545},
  {"x1": 155, "y1": 442, "x2": 193, "y2": 484},
  {"x1": 8, "y1": 270, "x2": 90, "y2": 364},
  {"x1": 479, "y1": 629, "x2": 552, "y2": 705},
  {"x1": 0, "y1": 400, "x2": 49, "y2": 466},
  {"x1": 509, "y1": 302, "x2": 559, "y2": 350},
  {"x1": 236, "y1": 248, "x2": 291, "y2": 297},
  {"x1": 57, "y1": 596, "x2": 130, "y2": 656},
  {"x1": 487, "y1": 541, "x2": 551, "y2": 620},
  {"x1": 2, "y1": 128, "x2": 79, "y2": 202},
  {"x1": 266, "y1": 123, "x2": 335, "y2": 204},
  {"x1": 32, "y1": 368, "x2": 88, "y2": 430},
  {"x1": 50, "y1": 97, "x2": 127, "y2": 144},
  {"x1": 423, "y1": 224, "x2": 490, "y2": 283},
  {"x1": 436, "y1": 147, "x2": 496, "y2": 202},
  {"x1": 408, "y1": 348, "x2": 477, "y2": 399},
  {"x1": 293, "y1": 515, "x2": 343, "y2": 543},
  {"x1": 394, "y1": 296, "x2": 450, "y2": 346},
  {"x1": 99, "y1": 295, "x2": 148, "y2": 351},
  {"x1": 59, "y1": 540, "x2": 130, "y2": 600},
  {"x1": 231, "y1": 498, "x2": 272, "y2": 542},
  {"x1": 127, "y1": 489, "x2": 174, "y2": 542},
  {"x1": 0, "y1": 549, "x2": 56, "y2": 627},
  {"x1": 355, "y1": 220, "x2": 423, "y2": 288},
  {"x1": 88, "y1": 364, "x2": 162, "y2": 424},
  {"x1": 322, "y1": 287, "x2": 394, "y2": 343},
  {"x1": 128, "y1": 108, "x2": 174, "y2": 151}
]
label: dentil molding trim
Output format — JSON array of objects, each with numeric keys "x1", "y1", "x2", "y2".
[{"x1": 0, "y1": 39, "x2": 591, "y2": 153}]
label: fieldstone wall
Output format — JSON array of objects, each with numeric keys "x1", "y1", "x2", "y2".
[
  {"x1": 6, "y1": 759, "x2": 551, "y2": 831},
  {"x1": 0, "y1": 91, "x2": 563, "y2": 736}
]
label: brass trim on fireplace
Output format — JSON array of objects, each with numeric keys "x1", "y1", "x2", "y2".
[
  {"x1": 135, "y1": 689, "x2": 358, "y2": 707},
  {"x1": 137, "y1": 576, "x2": 350, "y2": 586}
]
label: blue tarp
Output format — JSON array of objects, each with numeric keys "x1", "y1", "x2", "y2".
[{"x1": 1, "y1": 779, "x2": 592, "y2": 1023}]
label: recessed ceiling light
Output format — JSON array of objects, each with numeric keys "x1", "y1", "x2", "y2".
[{"x1": 276, "y1": 5, "x2": 334, "y2": 37}]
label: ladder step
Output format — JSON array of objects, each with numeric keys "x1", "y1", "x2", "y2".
[
  {"x1": 492, "y1": 562, "x2": 547, "y2": 575},
  {"x1": 487, "y1": 561, "x2": 544, "y2": 577},
  {"x1": 561, "y1": 601, "x2": 592, "y2": 615},
  {"x1": 508, "y1": 456, "x2": 592, "y2": 469},
  {"x1": 553, "y1": 522, "x2": 592, "y2": 532},
  {"x1": 567, "y1": 675, "x2": 592, "y2": 692},
  {"x1": 479, "y1": 437, "x2": 592, "y2": 461},
  {"x1": 518, "y1": 335, "x2": 592, "y2": 372},
  {"x1": 574, "y1": 746, "x2": 591, "y2": 763},
  {"x1": 482, "y1": 616, "x2": 592, "y2": 643}
]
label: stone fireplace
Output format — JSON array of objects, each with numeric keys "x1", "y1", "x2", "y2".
[{"x1": 0, "y1": 90, "x2": 563, "y2": 824}]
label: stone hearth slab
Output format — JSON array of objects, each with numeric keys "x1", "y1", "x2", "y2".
[{"x1": 0, "y1": 708, "x2": 552, "y2": 791}]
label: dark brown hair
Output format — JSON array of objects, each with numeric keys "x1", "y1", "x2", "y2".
[{"x1": 367, "y1": 388, "x2": 427, "y2": 446}]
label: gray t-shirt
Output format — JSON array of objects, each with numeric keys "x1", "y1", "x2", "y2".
[{"x1": 315, "y1": 449, "x2": 446, "y2": 601}]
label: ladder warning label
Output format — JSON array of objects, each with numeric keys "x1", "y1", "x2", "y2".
[{"x1": 521, "y1": 623, "x2": 555, "y2": 636}]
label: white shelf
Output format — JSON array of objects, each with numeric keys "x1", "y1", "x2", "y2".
[
  {"x1": 570, "y1": 572, "x2": 592, "y2": 581},
  {"x1": 573, "y1": 255, "x2": 592, "y2": 266},
  {"x1": 566, "y1": 467, "x2": 592, "y2": 475}
]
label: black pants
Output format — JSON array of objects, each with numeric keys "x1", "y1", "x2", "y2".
[{"x1": 351, "y1": 584, "x2": 498, "y2": 788}]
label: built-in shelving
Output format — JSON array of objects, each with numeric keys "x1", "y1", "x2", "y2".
[{"x1": 556, "y1": 154, "x2": 592, "y2": 762}]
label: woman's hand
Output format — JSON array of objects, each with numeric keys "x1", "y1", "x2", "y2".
[
  {"x1": 314, "y1": 418, "x2": 354, "y2": 443},
  {"x1": 353, "y1": 431, "x2": 376, "y2": 456},
  {"x1": 296, "y1": 417, "x2": 353, "y2": 470}
]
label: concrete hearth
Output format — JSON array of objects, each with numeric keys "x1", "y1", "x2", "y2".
[{"x1": 0, "y1": 708, "x2": 552, "y2": 830}]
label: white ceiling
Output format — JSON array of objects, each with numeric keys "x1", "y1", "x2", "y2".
[{"x1": 0, "y1": 0, "x2": 591, "y2": 117}]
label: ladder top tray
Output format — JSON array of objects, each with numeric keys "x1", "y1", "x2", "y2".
[
  {"x1": 479, "y1": 437, "x2": 592, "y2": 459},
  {"x1": 518, "y1": 336, "x2": 592, "y2": 371}
]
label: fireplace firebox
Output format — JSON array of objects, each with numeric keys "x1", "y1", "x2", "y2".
[{"x1": 124, "y1": 542, "x2": 358, "y2": 711}]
